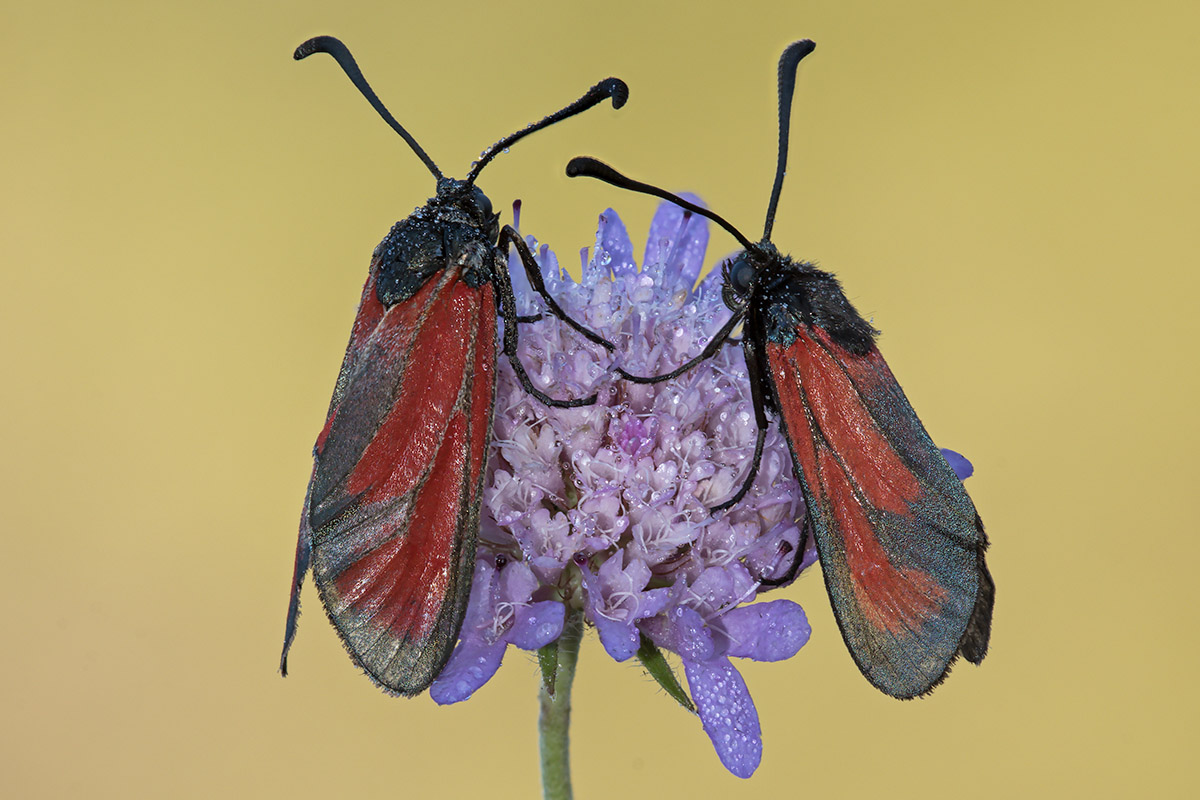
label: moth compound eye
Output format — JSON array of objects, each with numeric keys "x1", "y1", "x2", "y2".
[
  {"x1": 730, "y1": 258, "x2": 755, "y2": 295},
  {"x1": 469, "y1": 186, "x2": 493, "y2": 223}
]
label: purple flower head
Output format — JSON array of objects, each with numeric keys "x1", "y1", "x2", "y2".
[
  {"x1": 437, "y1": 199, "x2": 815, "y2": 777},
  {"x1": 432, "y1": 200, "x2": 980, "y2": 779}
]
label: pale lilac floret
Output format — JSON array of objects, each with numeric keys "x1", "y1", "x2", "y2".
[{"x1": 579, "y1": 550, "x2": 672, "y2": 661}]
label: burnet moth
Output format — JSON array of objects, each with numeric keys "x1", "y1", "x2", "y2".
[
  {"x1": 567, "y1": 40, "x2": 994, "y2": 699},
  {"x1": 280, "y1": 37, "x2": 624, "y2": 696}
]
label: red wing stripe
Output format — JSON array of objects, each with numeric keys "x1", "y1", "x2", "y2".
[
  {"x1": 329, "y1": 281, "x2": 488, "y2": 650},
  {"x1": 305, "y1": 253, "x2": 500, "y2": 695},
  {"x1": 816, "y1": 448, "x2": 945, "y2": 635},
  {"x1": 311, "y1": 271, "x2": 457, "y2": 514},
  {"x1": 394, "y1": 408, "x2": 470, "y2": 638},
  {"x1": 787, "y1": 329, "x2": 920, "y2": 515},
  {"x1": 765, "y1": 323, "x2": 987, "y2": 697},
  {"x1": 347, "y1": 280, "x2": 481, "y2": 504},
  {"x1": 811, "y1": 327, "x2": 975, "y2": 526},
  {"x1": 373, "y1": 412, "x2": 470, "y2": 641},
  {"x1": 768, "y1": 338, "x2": 946, "y2": 636},
  {"x1": 770, "y1": 345, "x2": 820, "y2": 488}
]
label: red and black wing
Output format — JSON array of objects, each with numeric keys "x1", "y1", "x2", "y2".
[
  {"x1": 281, "y1": 258, "x2": 497, "y2": 696},
  {"x1": 766, "y1": 325, "x2": 993, "y2": 698}
]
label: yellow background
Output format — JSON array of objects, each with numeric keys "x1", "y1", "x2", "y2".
[{"x1": 3, "y1": 1, "x2": 1195, "y2": 797}]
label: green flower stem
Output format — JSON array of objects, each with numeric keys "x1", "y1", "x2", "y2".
[{"x1": 539, "y1": 603, "x2": 584, "y2": 800}]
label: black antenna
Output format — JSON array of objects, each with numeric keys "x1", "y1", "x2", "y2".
[
  {"x1": 762, "y1": 39, "x2": 816, "y2": 241},
  {"x1": 465, "y1": 79, "x2": 629, "y2": 185},
  {"x1": 295, "y1": 36, "x2": 444, "y2": 182},
  {"x1": 566, "y1": 157, "x2": 755, "y2": 251}
]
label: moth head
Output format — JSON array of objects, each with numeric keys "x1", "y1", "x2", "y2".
[
  {"x1": 295, "y1": 36, "x2": 624, "y2": 248},
  {"x1": 437, "y1": 178, "x2": 499, "y2": 236}
]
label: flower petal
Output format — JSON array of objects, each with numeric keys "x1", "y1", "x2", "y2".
[
  {"x1": 590, "y1": 208, "x2": 636, "y2": 280},
  {"x1": 505, "y1": 234, "x2": 535, "y2": 313},
  {"x1": 643, "y1": 194, "x2": 710, "y2": 290},
  {"x1": 429, "y1": 639, "x2": 506, "y2": 705},
  {"x1": 941, "y1": 448, "x2": 974, "y2": 480},
  {"x1": 497, "y1": 560, "x2": 539, "y2": 604},
  {"x1": 647, "y1": 605, "x2": 715, "y2": 663},
  {"x1": 507, "y1": 600, "x2": 566, "y2": 650},
  {"x1": 683, "y1": 656, "x2": 762, "y2": 779},
  {"x1": 722, "y1": 599, "x2": 811, "y2": 662},
  {"x1": 594, "y1": 615, "x2": 641, "y2": 662},
  {"x1": 460, "y1": 559, "x2": 499, "y2": 633}
]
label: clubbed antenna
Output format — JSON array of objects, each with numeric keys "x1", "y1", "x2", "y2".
[
  {"x1": 466, "y1": 79, "x2": 629, "y2": 184},
  {"x1": 295, "y1": 36, "x2": 443, "y2": 182},
  {"x1": 566, "y1": 156, "x2": 755, "y2": 251},
  {"x1": 763, "y1": 39, "x2": 816, "y2": 241}
]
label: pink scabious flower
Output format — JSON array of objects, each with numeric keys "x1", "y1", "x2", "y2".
[{"x1": 430, "y1": 199, "x2": 815, "y2": 779}]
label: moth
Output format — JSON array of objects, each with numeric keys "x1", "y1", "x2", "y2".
[
  {"x1": 280, "y1": 36, "x2": 623, "y2": 695},
  {"x1": 567, "y1": 40, "x2": 994, "y2": 698}
]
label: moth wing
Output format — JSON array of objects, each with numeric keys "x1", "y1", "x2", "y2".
[
  {"x1": 766, "y1": 326, "x2": 993, "y2": 698},
  {"x1": 282, "y1": 262, "x2": 497, "y2": 696}
]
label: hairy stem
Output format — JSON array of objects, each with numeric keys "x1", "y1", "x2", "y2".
[{"x1": 539, "y1": 604, "x2": 583, "y2": 800}]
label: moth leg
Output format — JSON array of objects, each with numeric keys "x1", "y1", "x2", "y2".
[
  {"x1": 758, "y1": 511, "x2": 812, "y2": 588},
  {"x1": 711, "y1": 333, "x2": 770, "y2": 512},
  {"x1": 618, "y1": 307, "x2": 746, "y2": 385},
  {"x1": 491, "y1": 247, "x2": 598, "y2": 409},
  {"x1": 498, "y1": 225, "x2": 615, "y2": 351}
]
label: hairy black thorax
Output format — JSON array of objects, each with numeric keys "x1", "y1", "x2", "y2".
[
  {"x1": 726, "y1": 242, "x2": 879, "y2": 356},
  {"x1": 374, "y1": 181, "x2": 501, "y2": 306}
]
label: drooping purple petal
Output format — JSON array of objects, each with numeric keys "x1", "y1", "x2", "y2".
[
  {"x1": 429, "y1": 640, "x2": 506, "y2": 705},
  {"x1": 459, "y1": 559, "x2": 499, "y2": 633},
  {"x1": 592, "y1": 615, "x2": 641, "y2": 662},
  {"x1": 683, "y1": 656, "x2": 763, "y2": 779},
  {"x1": 722, "y1": 600, "x2": 811, "y2": 662},
  {"x1": 941, "y1": 448, "x2": 974, "y2": 480},
  {"x1": 507, "y1": 601, "x2": 566, "y2": 651}
]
